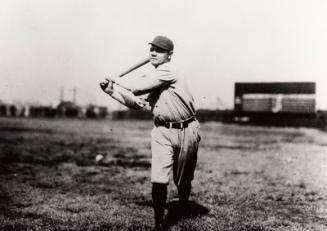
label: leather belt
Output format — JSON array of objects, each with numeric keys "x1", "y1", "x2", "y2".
[{"x1": 155, "y1": 117, "x2": 196, "y2": 129}]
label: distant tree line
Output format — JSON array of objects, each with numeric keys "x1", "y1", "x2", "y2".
[
  {"x1": 0, "y1": 101, "x2": 107, "y2": 119},
  {"x1": 1, "y1": 101, "x2": 327, "y2": 129}
]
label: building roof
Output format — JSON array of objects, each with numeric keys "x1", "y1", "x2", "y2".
[{"x1": 235, "y1": 82, "x2": 316, "y2": 95}]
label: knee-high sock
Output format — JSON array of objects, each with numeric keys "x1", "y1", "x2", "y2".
[
  {"x1": 178, "y1": 182, "x2": 191, "y2": 205},
  {"x1": 152, "y1": 183, "x2": 167, "y2": 224}
]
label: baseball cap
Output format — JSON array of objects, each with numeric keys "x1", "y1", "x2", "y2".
[{"x1": 149, "y1": 35, "x2": 174, "y2": 52}]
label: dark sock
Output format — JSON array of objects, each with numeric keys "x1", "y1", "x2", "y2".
[
  {"x1": 152, "y1": 183, "x2": 167, "y2": 224},
  {"x1": 178, "y1": 183, "x2": 191, "y2": 206}
]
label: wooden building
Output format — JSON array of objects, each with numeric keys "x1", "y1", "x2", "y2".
[{"x1": 233, "y1": 82, "x2": 317, "y2": 126}]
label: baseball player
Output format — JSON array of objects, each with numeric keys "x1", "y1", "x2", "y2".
[{"x1": 100, "y1": 35, "x2": 201, "y2": 231}]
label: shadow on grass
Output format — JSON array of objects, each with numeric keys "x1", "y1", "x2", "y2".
[
  {"x1": 165, "y1": 200, "x2": 209, "y2": 227},
  {"x1": 0, "y1": 126, "x2": 53, "y2": 134},
  {"x1": 0, "y1": 188, "x2": 12, "y2": 218}
]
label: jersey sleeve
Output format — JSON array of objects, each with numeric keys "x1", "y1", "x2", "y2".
[{"x1": 115, "y1": 63, "x2": 177, "y2": 95}]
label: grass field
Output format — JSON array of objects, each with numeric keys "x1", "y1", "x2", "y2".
[{"x1": 0, "y1": 117, "x2": 327, "y2": 231}]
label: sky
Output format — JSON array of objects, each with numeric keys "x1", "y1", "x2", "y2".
[{"x1": 1, "y1": 0, "x2": 327, "y2": 110}]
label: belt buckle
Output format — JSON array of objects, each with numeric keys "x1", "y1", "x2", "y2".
[
  {"x1": 164, "y1": 122, "x2": 172, "y2": 129},
  {"x1": 172, "y1": 122, "x2": 182, "y2": 129}
]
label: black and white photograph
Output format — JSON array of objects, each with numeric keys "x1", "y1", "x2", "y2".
[{"x1": 1, "y1": 1, "x2": 327, "y2": 230}]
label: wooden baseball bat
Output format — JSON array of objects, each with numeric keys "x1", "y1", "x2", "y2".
[{"x1": 118, "y1": 57, "x2": 150, "y2": 77}]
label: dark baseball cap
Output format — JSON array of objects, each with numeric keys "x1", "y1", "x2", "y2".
[{"x1": 149, "y1": 35, "x2": 174, "y2": 52}]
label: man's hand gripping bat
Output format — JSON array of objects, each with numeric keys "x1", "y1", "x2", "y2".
[
  {"x1": 100, "y1": 57, "x2": 150, "y2": 92},
  {"x1": 99, "y1": 57, "x2": 150, "y2": 109}
]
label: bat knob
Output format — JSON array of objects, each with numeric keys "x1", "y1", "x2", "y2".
[{"x1": 100, "y1": 81, "x2": 108, "y2": 91}]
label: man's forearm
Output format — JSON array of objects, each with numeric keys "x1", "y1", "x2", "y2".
[{"x1": 107, "y1": 83, "x2": 146, "y2": 110}]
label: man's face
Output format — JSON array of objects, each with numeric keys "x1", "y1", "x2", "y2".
[{"x1": 149, "y1": 45, "x2": 172, "y2": 67}]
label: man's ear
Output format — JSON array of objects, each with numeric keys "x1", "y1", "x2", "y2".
[{"x1": 168, "y1": 51, "x2": 173, "y2": 60}]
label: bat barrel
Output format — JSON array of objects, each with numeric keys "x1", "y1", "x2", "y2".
[{"x1": 118, "y1": 57, "x2": 150, "y2": 77}]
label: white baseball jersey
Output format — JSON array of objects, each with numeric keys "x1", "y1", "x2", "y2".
[{"x1": 114, "y1": 62, "x2": 196, "y2": 123}]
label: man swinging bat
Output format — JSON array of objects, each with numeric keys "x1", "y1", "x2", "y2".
[{"x1": 100, "y1": 35, "x2": 201, "y2": 231}]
